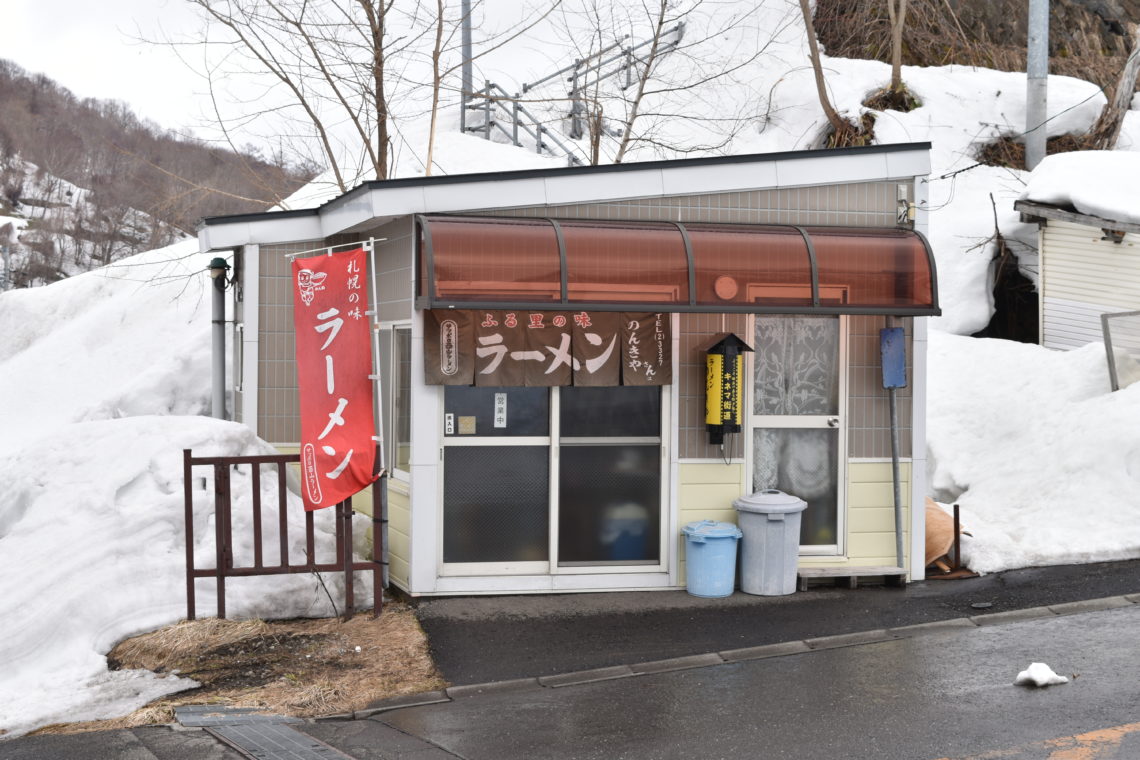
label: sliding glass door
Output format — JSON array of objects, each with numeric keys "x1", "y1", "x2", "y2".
[
  {"x1": 441, "y1": 385, "x2": 664, "y2": 574},
  {"x1": 557, "y1": 386, "x2": 662, "y2": 567}
]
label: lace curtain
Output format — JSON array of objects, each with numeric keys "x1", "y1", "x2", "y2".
[{"x1": 752, "y1": 317, "x2": 839, "y2": 546}]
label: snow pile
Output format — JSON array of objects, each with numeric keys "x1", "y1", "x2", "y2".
[
  {"x1": 0, "y1": 245, "x2": 356, "y2": 738},
  {"x1": 0, "y1": 417, "x2": 349, "y2": 735},
  {"x1": 927, "y1": 332, "x2": 1140, "y2": 573},
  {"x1": 1021, "y1": 151, "x2": 1140, "y2": 224},
  {"x1": 1015, "y1": 662, "x2": 1069, "y2": 687},
  {"x1": 0, "y1": 240, "x2": 211, "y2": 430}
]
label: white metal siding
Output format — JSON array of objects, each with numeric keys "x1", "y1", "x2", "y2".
[{"x1": 1041, "y1": 221, "x2": 1140, "y2": 349}]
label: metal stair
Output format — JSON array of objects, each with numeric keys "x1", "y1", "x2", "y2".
[{"x1": 461, "y1": 22, "x2": 685, "y2": 165}]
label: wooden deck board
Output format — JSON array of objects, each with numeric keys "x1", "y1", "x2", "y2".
[{"x1": 797, "y1": 566, "x2": 907, "y2": 591}]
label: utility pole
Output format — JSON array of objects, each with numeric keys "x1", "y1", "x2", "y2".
[
  {"x1": 460, "y1": 0, "x2": 472, "y2": 134},
  {"x1": 0, "y1": 221, "x2": 16, "y2": 291},
  {"x1": 0, "y1": 244, "x2": 9, "y2": 291},
  {"x1": 1026, "y1": 0, "x2": 1049, "y2": 170}
]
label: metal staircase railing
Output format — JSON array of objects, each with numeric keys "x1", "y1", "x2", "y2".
[
  {"x1": 461, "y1": 22, "x2": 685, "y2": 165},
  {"x1": 465, "y1": 80, "x2": 589, "y2": 166}
]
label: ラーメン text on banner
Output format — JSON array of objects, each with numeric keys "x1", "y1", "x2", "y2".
[{"x1": 292, "y1": 249, "x2": 377, "y2": 510}]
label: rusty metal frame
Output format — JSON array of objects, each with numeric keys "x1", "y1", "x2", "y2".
[{"x1": 183, "y1": 449, "x2": 387, "y2": 621}]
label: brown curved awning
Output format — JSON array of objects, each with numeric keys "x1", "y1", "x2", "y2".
[{"x1": 417, "y1": 215, "x2": 939, "y2": 316}]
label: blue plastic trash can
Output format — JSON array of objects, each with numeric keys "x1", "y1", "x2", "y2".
[{"x1": 682, "y1": 520, "x2": 743, "y2": 598}]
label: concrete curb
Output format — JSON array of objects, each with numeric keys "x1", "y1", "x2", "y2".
[
  {"x1": 539, "y1": 665, "x2": 635, "y2": 688},
  {"x1": 1048, "y1": 596, "x2": 1132, "y2": 616},
  {"x1": 353, "y1": 690, "x2": 450, "y2": 719},
  {"x1": 970, "y1": 606, "x2": 1057, "y2": 626},
  {"x1": 446, "y1": 678, "x2": 543, "y2": 699},
  {"x1": 335, "y1": 594, "x2": 1140, "y2": 721},
  {"x1": 806, "y1": 629, "x2": 896, "y2": 650},
  {"x1": 630, "y1": 653, "x2": 725, "y2": 674},
  {"x1": 719, "y1": 640, "x2": 811, "y2": 662},
  {"x1": 889, "y1": 617, "x2": 978, "y2": 636}
]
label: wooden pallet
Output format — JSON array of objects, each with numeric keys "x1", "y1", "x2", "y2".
[{"x1": 797, "y1": 566, "x2": 907, "y2": 591}]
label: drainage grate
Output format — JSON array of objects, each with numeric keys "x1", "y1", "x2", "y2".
[
  {"x1": 175, "y1": 707, "x2": 353, "y2": 760},
  {"x1": 208, "y1": 723, "x2": 353, "y2": 760}
]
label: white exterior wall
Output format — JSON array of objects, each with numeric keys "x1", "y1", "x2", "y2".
[{"x1": 1041, "y1": 221, "x2": 1140, "y2": 349}]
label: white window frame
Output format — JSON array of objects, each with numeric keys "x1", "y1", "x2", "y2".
[
  {"x1": 437, "y1": 385, "x2": 670, "y2": 577},
  {"x1": 745, "y1": 314, "x2": 849, "y2": 558},
  {"x1": 381, "y1": 321, "x2": 413, "y2": 483}
]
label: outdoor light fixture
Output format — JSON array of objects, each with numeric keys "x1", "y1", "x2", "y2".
[{"x1": 208, "y1": 257, "x2": 231, "y2": 280}]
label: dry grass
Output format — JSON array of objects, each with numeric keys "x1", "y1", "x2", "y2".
[
  {"x1": 863, "y1": 85, "x2": 921, "y2": 113},
  {"x1": 29, "y1": 603, "x2": 445, "y2": 736},
  {"x1": 815, "y1": 0, "x2": 1131, "y2": 92},
  {"x1": 975, "y1": 134, "x2": 1087, "y2": 170},
  {"x1": 825, "y1": 113, "x2": 878, "y2": 149}
]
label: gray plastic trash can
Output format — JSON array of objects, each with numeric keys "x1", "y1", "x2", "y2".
[{"x1": 734, "y1": 489, "x2": 807, "y2": 596}]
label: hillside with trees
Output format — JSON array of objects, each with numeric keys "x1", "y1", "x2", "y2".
[{"x1": 0, "y1": 60, "x2": 316, "y2": 287}]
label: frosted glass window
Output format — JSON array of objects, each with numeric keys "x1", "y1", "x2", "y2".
[
  {"x1": 754, "y1": 316, "x2": 839, "y2": 416},
  {"x1": 558, "y1": 445, "x2": 660, "y2": 564},
  {"x1": 443, "y1": 446, "x2": 549, "y2": 563},
  {"x1": 753, "y1": 428, "x2": 838, "y2": 546}
]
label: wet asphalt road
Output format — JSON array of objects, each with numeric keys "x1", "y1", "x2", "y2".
[
  {"x1": 414, "y1": 558, "x2": 1140, "y2": 685},
  {"x1": 7, "y1": 560, "x2": 1140, "y2": 759},
  {"x1": 315, "y1": 603, "x2": 1140, "y2": 760}
]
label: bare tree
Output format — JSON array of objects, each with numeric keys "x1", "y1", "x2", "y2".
[
  {"x1": 534, "y1": 0, "x2": 790, "y2": 165},
  {"x1": 887, "y1": 0, "x2": 907, "y2": 93},
  {"x1": 798, "y1": 0, "x2": 868, "y2": 145},
  {"x1": 1087, "y1": 23, "x2": 1140, "y2": 150},
  {"x1": 184, "y1": 0, "x2": 441, "y2": 191}
]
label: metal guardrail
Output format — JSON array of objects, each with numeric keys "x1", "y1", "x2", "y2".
[
  {"x1": 462, "y1": 22, "x2": 685, "y2": 162},
  {"x1": 183, "y1": 450, "x2": 386, "y2": 621},
  {"x1": 466, "y1": 81, "x2": 588, "y2": 165}
]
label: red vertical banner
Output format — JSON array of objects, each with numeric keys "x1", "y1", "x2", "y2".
[{"x1": 293, "y1": 249, "x2": 377, "y2": 511}]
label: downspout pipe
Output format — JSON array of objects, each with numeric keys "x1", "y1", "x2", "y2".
[{"x1": 209, "y1": 256, "x2": 231, "y2": 420}]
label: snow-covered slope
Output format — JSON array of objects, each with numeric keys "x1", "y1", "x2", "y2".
[
  {"x1": 1, "y1": 157, "x2": 187, "y2": 287},
  {"x1": 0, "y1": 245, "x2": 353, "y2": 738}
]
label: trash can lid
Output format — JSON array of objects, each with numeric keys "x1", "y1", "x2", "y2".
[
  {"x1": 733, "y1": 489, "x2": 808, "y2": 514},
  {"x1": 681, "y1": 519, "x2": 742, "y2": 539}
]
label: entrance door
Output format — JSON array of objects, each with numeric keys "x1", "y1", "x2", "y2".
[
  {"x1": 750, "y1": 316, "x2": 846, "y2": 554},
  {"x1": 441, "y1": 386, "x2": 551, "y2": 573},
  {"x1": 556, "y1": 386, "x2": 662, "y2": 568}
]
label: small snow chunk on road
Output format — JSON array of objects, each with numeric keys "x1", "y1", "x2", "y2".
[{"x1": 1015, "y1": 662, "x2": 1069, "y2": 687}]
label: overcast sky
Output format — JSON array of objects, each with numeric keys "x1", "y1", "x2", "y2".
[{"x1": 8, "y1": 0, "x2": 206, "y2": 134}]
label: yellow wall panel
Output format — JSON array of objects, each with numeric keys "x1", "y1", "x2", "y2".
[
  {"x1": 849, "y1": 506, "x2": 911, "y2": 533},
  {"x1": 386, "y1": 485, "x2": 411, "y2": 588},
  {"x1": 848, "y1": 531, "x2": 908, "y2": 559},
  {"x1": 679, "y1": 462, "x2": 747, "y2": 485},
  {"x1": 678, "y1": 508, "x2": 740, "y2": 526},
  {"x1": 388, "y1": 555, "x2": 410, "y2": 591},
  {"x1": 679, "y1": 484, "x2": 748, "y2": 512}
]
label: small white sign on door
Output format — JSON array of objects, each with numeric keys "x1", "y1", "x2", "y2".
[{"x1": 493, "y1": 393, "x2": 508, "y2": 428}]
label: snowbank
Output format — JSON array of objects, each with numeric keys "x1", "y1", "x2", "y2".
[
  {"x1": 1021, "y1": 150, "x2": 1140, "y2": 224},
  {"x1": 0, "y1": 244, "x2": 362, "y2": 738},
  {"x1": 0, "y1": 240, "x2": 211, "y2": 437},
  {"x1": 927, "y1": 332, "x2": 1140, "y2": 573},
  {"x1": 0, "y1": 416, "x2": 352, "y2": 736}
]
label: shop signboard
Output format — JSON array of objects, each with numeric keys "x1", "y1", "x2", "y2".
[{"x1": 424, "y1": 309, "x2": 671, "y2": 387}]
